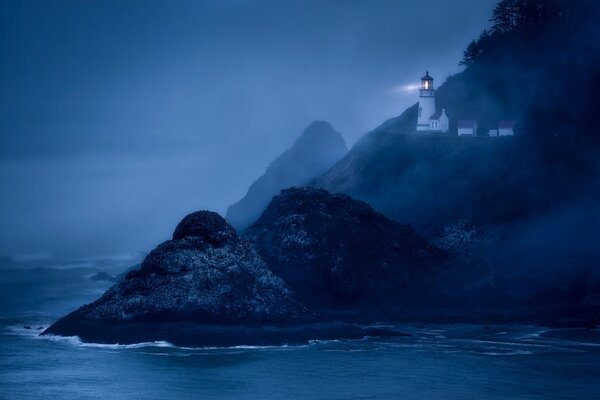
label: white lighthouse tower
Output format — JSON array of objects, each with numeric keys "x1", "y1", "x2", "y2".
[{"x1": 417, "y1": 71, "x2": 436, "y2": 131}]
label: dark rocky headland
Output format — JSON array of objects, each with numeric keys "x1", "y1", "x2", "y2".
[
  {"x1": 44, "y1": 184, "x2": 599, "y2": 346},
  {"x1": 43, "y1": 197, "x2": 417, "y2": 346}
]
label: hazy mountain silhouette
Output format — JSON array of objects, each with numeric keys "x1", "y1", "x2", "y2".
[{"x1": 226, "y1": 121, "x2": 347, "y2": 230}]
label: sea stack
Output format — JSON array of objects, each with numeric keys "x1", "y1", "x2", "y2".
[{"x1": 43, "y1": 211, "x2": 306, "y2": 345}]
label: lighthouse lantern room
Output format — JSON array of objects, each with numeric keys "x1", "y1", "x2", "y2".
[
  {"x1": 421, "y1": 71, "x2": 433, "y2": 91},
  {"x1": 417, "y1": 71, "x2": 437, "y2": 131}
]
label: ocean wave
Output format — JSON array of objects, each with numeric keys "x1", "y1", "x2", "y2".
[
  {"x1": 229, "y1": 344, "x2": 301, "y2": 350},
  {"x1": 481, "y1": 350, "x2": 534, "y2": 356},
  {"x1": 460, "y1": 338, "x2": 552, "y2": 348},
  {"x1": 419, "y1": 331, "x2": 447, "y2": 339},
  {"x1": 4, "y1": 324, "x2": 48, "y2": 337},
  {"x1": 308, "y1": 339, "x2": 342, "y2": 345},
  {"x1": 4, "y1": 325, "x2": 175, "y2": 349},
  {"x1": 14, "y1": 326, "x2": 308, "y2": 352},
  {"x1": 39, "y1": 334, "x2": 177, "y2": 349}
]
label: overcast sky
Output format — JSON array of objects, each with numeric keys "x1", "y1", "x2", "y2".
[{"x1": 0, "y1": 0, "x2": 497, "y2": 259}]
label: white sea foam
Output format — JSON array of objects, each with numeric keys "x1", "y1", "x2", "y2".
[
  {"x1": 229, "y1": 344, "x2": 293, "y2": 350},
  {"x1": 19, "y1": 327, "x2": 305, "y2": 352},
  {"x1": 39, "y1": 334, "x2": 176, "y2": 349}
]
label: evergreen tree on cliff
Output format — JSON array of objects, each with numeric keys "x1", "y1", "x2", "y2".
[
  {"x1": 462, "y1": 0, "x2": 574, "y2": 66},
  {"x1": 454, "y1": 0, "x2": 599, "y2": 153}
]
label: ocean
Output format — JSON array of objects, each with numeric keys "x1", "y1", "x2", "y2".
[{"x1": 1, "y1": 258, "x2": 599, "y2": 400}]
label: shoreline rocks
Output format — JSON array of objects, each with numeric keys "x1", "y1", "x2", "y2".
[{"x1": 44, "y1": 211, "x2": 308, "y2": 343}]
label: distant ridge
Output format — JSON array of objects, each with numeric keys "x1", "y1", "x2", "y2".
[{"x1": 226, "y1": 121, "x2": 347, "y2": 230}]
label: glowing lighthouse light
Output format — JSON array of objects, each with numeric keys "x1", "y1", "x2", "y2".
[{"x1": 420, "y1": 71, "x2": 433, "y2": 91}]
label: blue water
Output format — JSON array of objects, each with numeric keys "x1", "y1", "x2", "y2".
[{"x1": 1, "y1": 260, "x2": 600, "y2": 399}]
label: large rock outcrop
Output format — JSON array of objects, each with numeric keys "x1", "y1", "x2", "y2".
[
  {"x1": 245, "y1": 187, "x2": 447, "y2": 312},
  {"x1": 43, "y1": 211, "x2": 306, "y2": 344},
  {"x1": 44, "y1": 210, "x2": 406, "y2": 346},
  {"x1": 226, "y1": 121, "x2": 347, "y2": 230}
]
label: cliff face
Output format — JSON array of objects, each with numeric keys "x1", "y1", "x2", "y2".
[
  {"x1": 312, "y1": 71, "x2": 600, "y2": 311},
  {"x1": 314, "y1": 109, "x2": 534, "y2": 239},
  {"x1": 226, "y1": 121, "x2": 347, "y2": 230},
  {"x1": 245, "y1": 187, "x2": 447, "y2": 313},
  {"x1": 44, "y1": 211, "x2": 306, "y2": 342},
  {"x1": 312, "y1": 0, "x2": 599, "y2": 245}
]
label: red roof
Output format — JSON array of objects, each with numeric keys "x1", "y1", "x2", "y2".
[
  {"x1": 499, "y1": 120, "x2": 516, "y2": 129},
  {"x1": 457, "y1": 120, "x2": 477, "y2": 129}
]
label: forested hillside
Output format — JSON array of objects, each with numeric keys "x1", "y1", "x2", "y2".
[{"x1": 314, "y1": 0, "x2": 600, "y2": 318}]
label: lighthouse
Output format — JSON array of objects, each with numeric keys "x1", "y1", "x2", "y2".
[{"x1": 417, "y1": 71, "x2": 436, "y2": 131}]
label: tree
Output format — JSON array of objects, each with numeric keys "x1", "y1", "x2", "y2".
[
  {"x1": 460, "y1": 0, "x2": 573, "y2": 67},
  {"x1": 460, "y1": 30, "x2": 492, "y2": 66},
  {"x1": 516, "y1": 0, "x2": 564, "y2": 28},
  {"x1": 490, "y1": 0, "x2": 519, "y2": 33},
  {"x1": 491, "y1": 0, "x2": 565, "y2": 33}
]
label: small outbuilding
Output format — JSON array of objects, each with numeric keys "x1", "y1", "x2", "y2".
[
  {"x1": 498, "y1": 120, "x2": 516, "y2": 136},
  {"x1": 458, "y1": 120, "x2": 477, "y2": 136}
]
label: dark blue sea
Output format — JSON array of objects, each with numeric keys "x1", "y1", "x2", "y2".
[{"x1": 1, "y1": 257, "x2": 599, "y2": 400}]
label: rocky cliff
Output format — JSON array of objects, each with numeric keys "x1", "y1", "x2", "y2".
[
  {"x1": 312, "y1": 84, "x2": 600, "y2": 316},
  {"x1": 312, "y1": 108, "x2": 600, "y2": 313},
  {"x1": 245, "y1": 187, "x2": 447, "y2": 314},
  {"x1": 44, "y1": 210, "x2": 406, "y2": 346},
  {"x1": 226, "y1": 121, "x2": 347, "y2": 230},
  {"x1": 314, "y1": 106, "x2": 529, "y2": 241}
]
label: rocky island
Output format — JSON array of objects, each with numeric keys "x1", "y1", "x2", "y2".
[{"x1": 43, "y1": 189, "x2": 432, "y2": 346}]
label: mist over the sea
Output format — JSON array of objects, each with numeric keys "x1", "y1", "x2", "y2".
[{"x1": 0, "y1": 0, "x2": 497, "y2": 258}]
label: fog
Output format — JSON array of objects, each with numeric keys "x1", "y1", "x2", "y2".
[{"x1": 0, "y1": 0, "x2": 497, "y2": 258}]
